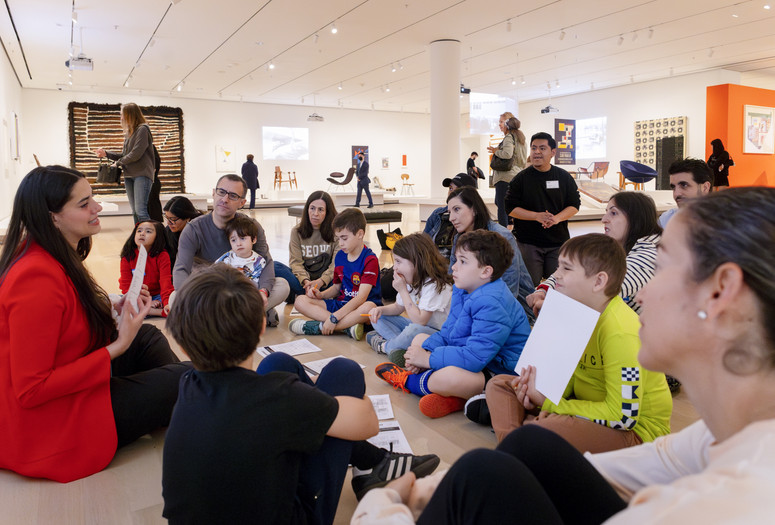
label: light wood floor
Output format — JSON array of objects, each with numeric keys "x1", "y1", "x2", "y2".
[{"x1": 0, "y1": 204, "x2": 699, "y2": 525}]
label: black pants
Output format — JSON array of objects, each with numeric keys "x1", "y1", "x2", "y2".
[
  {"x1": 518, "y1": 242, "x2": 561, "y2": 287},
  {"x1": 110, "y1": 324, "x2": 192, "y2": 448},
  {"x1": 355, "y1": 178, "x2": 373, "y2": 207},
  {"x1": 494, "y1": 180, "x2": 510, "y2": 227},
  {"x1": 418, "y1": 426, "x2": 627, "y2": 525},
  {"x1": 247, "y1": 188, "x2": 256, "y2": 209}
]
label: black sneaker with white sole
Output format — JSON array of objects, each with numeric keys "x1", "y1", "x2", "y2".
[
  {"x1": 464, "y1": 393, "x2": 491, "y2": 426},
  {"x1": 351, "y1": 451, "x2": 440, "y2": 501}
]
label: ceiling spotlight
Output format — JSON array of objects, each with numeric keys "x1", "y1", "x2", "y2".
[
  {"x1": 546, "y1": 81, "x2": 551, "y2": 90},
  {"x1": 313, "y1": 33, "x2": 319, "y2": 44},
  {"x1": 506, "y1": 20, "x2": 512, "y2": 32},
  {"x1": 331, "y1": 23, "x2": 337, "y2": 34},
  {"x1": 391, "y1": 63, "x2": 397, "y2": 73},
  {"x1": 559, "y1": 30, "x2": 565, "y2": 40},
  {"x1": 511, "y1": 78, "x2": 516, "y2": 85},
  {"x1": 765, "y1": 4, "x2": 771, "y2": 9},
  {"x1": 124, "y1": 77, "x2": 131, "y2": 87},
  {"x1": 176, "y1": 81, "x2": 184, "y2": 92},
  {"x1": 338, "y1": 82, "x2": 343, "y2": 90},
  {"x1": 555, "y1": 79, "x2": 560, "y2": 88},
  {"x1": 618, "y1": 34, "x2": 624, "y2": 46},
  {"x1": 520, "y1": 76, "x2": 526, "y2": 85},
  {"x1": 385, "y1": 84, "x2": 390, "y2": 92},
  {"x1": 648, "y1": 27, "x2": 654, "y2": 38},
  {"x1": 71, "y1": 10, "x2": 78, "y2": 24},
  {"x1": 398, "y1": 62, "x2": 403, "y2": 70},
  {"x1": 268, "y1": 61, "x2": 275, "y2": 70},
  {"x1": 171, "y1": 0, "x2": 184, "y2": 4}
]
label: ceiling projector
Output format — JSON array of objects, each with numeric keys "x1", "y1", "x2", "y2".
[
  {"x1": 66, "y1": 54, "x2": 94, "y2": 71},
  {"x1": 540, "y1": 105, "x2": 559, "y2": 114},
  {"x1": 307, "y1": 112, "x2": 324, "y2": 122}
]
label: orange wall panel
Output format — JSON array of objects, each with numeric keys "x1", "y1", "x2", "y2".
[{"x1": 706, "y1": 84, "x2": 775, "y2": 187}]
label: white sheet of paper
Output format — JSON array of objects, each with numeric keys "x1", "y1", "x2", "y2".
[
  {"x1": 301, "y1": 355, "x2": 366, "y2": 376},
  {"x1": 369, "y1": 394, "x2": 395, "y2": 420},
  {"x1": 125, "y1": 244, "x2": 147, "y2": 312},
  {"x1": 367, "y1": 420, "x2": 413, "y2": 455},
  {"x1": 514, "y1": 288, "x2": 601, "y2": 404},
  {"x1": 257, "y1": 339, "x2": 323, "y2": 357}
]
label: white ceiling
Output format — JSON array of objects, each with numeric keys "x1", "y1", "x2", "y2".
[{"x1": 2, "y1": 0, "x2": 775, "y2": 114}]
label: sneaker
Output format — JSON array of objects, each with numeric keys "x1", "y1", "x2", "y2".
[
  {"x1": 347, "y1": 323, "x2": 364, "y2": 341},
  {"x1": 666, "y1": 375, "x2": 681, "y2": 394},
  {"x1": 288, "y1": 319, "x2": 322, "y2": 336},
  {"x1": 464, "y1": 393, "x2": 491, "y2": 426},
  {"x1": 351, "y1": 451, "x2": 440, "y2": 501},
  {"x1": 419, "y1": 393, "x2": 466, "y2": 418},
  {"x1": 366, "y1": 332, "x2": 387, "y2": 354},
  {"x1": 265, "y1": 308, "x2": 279, "y2": 327},
  {"x1": 388, "y1": 349, "x2": 406, "y2": 367},
  {"x1": 375, "y1": 362, "x2": 410, "y2": 393}
]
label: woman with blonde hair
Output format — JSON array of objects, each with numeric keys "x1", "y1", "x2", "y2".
[
  {"x1": 95, "y1": 103, "x2": 155, "y2": 224},
  {"x1": 488, "y1": 112, "x2": 527, "y2": 227}
]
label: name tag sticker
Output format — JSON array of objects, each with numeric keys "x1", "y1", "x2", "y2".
[{"x1": 546, "y1": 180, "x2": 560, "y2": 189}]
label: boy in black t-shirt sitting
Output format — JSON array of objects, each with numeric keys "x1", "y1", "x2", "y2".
[{"x1": 162, "y1": 265, "x2": 380, "y2": 524}]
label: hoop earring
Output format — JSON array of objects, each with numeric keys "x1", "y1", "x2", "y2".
[{"x1": 697, "y1": 310, "x2": 708, "y2": 320}]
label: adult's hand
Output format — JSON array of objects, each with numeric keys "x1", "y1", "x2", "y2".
[
  {"x1": 107, "y1": 293, "x2": 152, "y2": 359},
  {"x1": 94, "y1": 148, "x2": 107, "y2": 158}
]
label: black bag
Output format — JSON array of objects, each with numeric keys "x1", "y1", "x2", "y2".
[
  {"x1": 490, "y1": 136, "x2": 517, "y2": 172},
  {"x1": 96, "y1": 158, "x2": 121, "y2": 184},
  {"x1": 303, "y1": 251, "x2": 332, "y2": 278}
]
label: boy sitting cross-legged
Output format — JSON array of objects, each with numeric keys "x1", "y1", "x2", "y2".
[
  {"x1": 375, "y1": 230, "x2": 531, "y2": 418},
  {"x1": 290, "y1": 207, "x2": 382, "y2": 340},
  {"x1": 161, "y1": 265, "x2": 380, "y2": 524},
  {"x1": 485, "y1": 233, "x2": 672, "y2": 452}
]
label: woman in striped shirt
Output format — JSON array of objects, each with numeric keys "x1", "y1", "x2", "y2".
[{"x1": 527, "y1": 192, "x2": 661, "y2": 316}]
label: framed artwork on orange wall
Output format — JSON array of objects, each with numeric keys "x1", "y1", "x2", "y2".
[{"x1": 744, "y1": 105, "x2": 774, "y2": 154}]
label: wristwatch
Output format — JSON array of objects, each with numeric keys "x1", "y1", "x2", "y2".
[{"x1": 329, "y1": 314, "x2": 339, "y2": 324}]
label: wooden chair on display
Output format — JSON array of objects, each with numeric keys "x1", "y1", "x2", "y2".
[
  {"x1": 400, "y1": 173, "x2": 415, "y2": 195},
  {"x1": 274, "y1": 166, "x2": 298, "y2": 190}
]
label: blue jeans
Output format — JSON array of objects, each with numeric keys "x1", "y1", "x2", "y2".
[
  {"x1": 494, "y1": 180, "x2": 510, "y2": 227},
  {"x1": 125, "y1": 175, "x2": 153, "y2": 224},
  {"x1": 256, "y1": 352, "x2": 365, "y2": 525},
  {"x1": 373, "y1": 315, "x2": 439, "y2": 353},
  {"x1": 274, "y1": 261, "x2": 305, "y2": 296}
]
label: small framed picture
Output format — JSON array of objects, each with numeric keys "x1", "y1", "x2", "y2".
[{"x1": 382, "y1": 157, "x2": 389, "y2": 169}]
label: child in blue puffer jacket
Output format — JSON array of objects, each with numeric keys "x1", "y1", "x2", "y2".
[{"x1": 375, "y1": 230, "x2": 529, "y2": 418}]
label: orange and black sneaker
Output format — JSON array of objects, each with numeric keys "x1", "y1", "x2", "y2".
[{"x1": 375, "y1": 362, "x2": 410, "y2": 393}]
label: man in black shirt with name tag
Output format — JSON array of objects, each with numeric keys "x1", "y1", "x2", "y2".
[{"x1": 505, "y1": 132, "x2": 580, "y2": 286}]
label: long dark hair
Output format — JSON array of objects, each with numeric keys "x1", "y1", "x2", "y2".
[
  {"x1": 0, "y1": 166, "x2": 115, "y2": 353},
  {"x1": 164, "y1": 196, "x2": 202, "y2": 221},
  {"x1": 120, "y1": 220, "x2": 167, "y2": 261},
  {"x1": 609, "y1": 192, "x2": 662, "y2": 253},
  {"x1": 299, "y1": 191, "x2": 337, "y2": 242},
  {"x1": 392, "y1": 233, "x2": 453, "y2": 295},
  {"x1": 447, "y1": 186, "x2": 491, "y2": 231}
]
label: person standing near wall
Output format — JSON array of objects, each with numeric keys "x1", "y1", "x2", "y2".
[
  {"x1": 241, "y1": 154, "x2": 259, "y2": 209},
  {"x1": 355, "y1": 153, "x2": 374, "y2": 209},
  {"x1": 488, "y1": 113, "x2": 527, "y2": 227},
  {"x1": 707, "y1": 138, "x2": 733, "y2": 191},
  {"x1": 95, "y1": 103, "x2": 155, "y2": 225}
]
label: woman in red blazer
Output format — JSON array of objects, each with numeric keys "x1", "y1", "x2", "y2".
[{"x1": 0, "y1": 166, "x2": 189, "y2": 483}]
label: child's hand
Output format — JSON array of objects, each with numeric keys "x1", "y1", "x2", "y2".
[
  {"x1": 368, "y1": 306, "x2": 383, "y2": 324},
  {"x1": 321, "y1": 318, "x2": 336, "y2": 335},
  {"x1": 516, "y1": 366, "x2": 546, "y2": 409},
  {"x1": 307, "y1": 286, "x2": 323, "y2": 299},
  {"x1": 163, "y1": 304, "x2": 171, "y2": 316},
  {"x1": 392, "y1": 271, "x2": 407, "y2": 292},
  {"x1": 405, "y1": 344, "x2": 431, "y2": 370},
  {"x1": 151, "y1": 300, "x2": 162, "y2": 309}
]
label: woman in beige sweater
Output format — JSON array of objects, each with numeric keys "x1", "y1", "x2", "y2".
[{"x1": 274, "y1": 191, "x2": 339, "y2": 302}]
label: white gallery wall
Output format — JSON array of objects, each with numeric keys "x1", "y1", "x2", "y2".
[
  {"x1": 515, "y1": 69, "x2": 741, "y2": 190},
  {"x1": 14, "y1": 88, "x2": 432, "y2": 217},
  {"x1": 0, "y1": 48, "x2": 24, "y2": 217}
]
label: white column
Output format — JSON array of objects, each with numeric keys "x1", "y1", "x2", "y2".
[{"x1": 430, "y1": 39, "x2": 460, "y2": 200}]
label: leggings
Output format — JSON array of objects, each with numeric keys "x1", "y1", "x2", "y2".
[{"x1": 418, "y1": 425, "x2": 627, "y2": 525}]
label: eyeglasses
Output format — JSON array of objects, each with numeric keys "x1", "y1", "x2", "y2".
[
  {"x1": 214, "y1": 187, "x2": 244, "y2": 201},
  {"x1": 164, "y1": 214, "x2": 181, "y2": 225}
]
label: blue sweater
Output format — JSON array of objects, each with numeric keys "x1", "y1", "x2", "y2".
[{"x1": 421, "y1": 279, "x2": 530, "y2": 375}]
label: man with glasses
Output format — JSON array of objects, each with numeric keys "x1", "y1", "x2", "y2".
[{"x1": 172, "y1": 174, "x2": 289, "y2": 325}]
